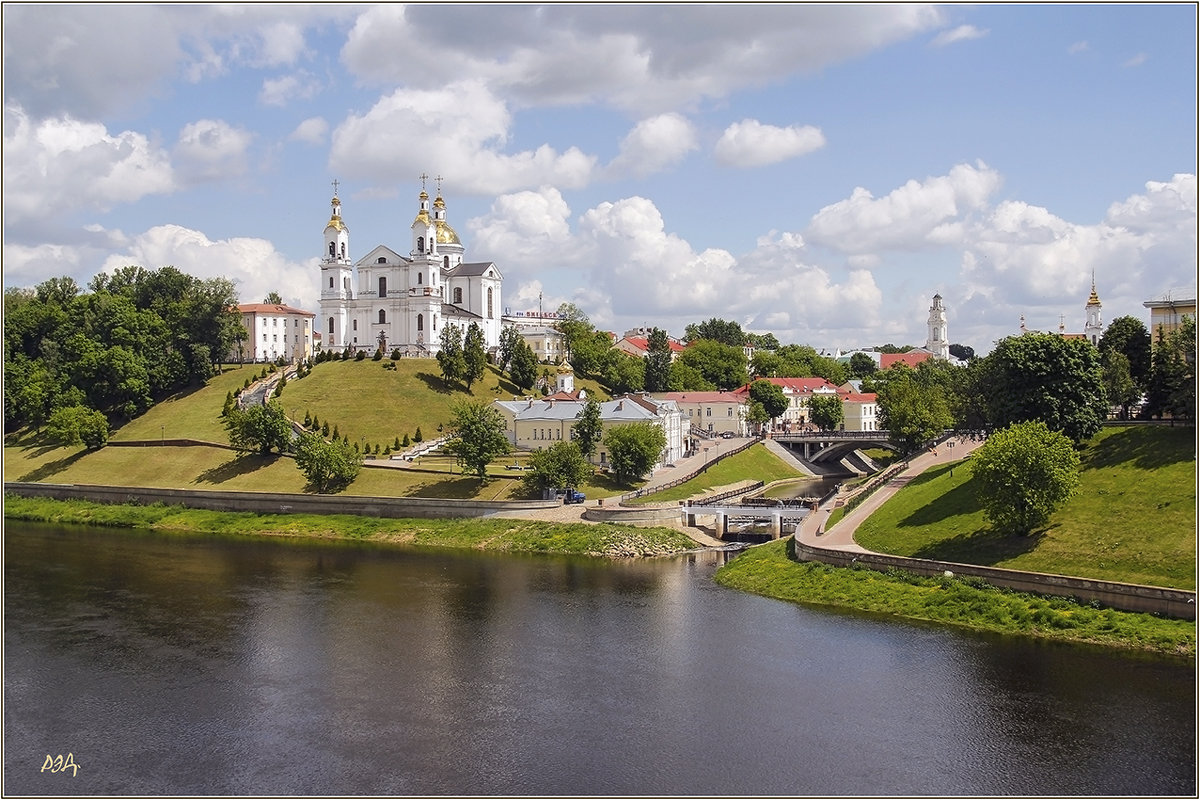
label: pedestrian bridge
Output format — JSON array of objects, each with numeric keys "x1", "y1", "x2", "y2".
[
  {"x1": 771, "y1": 430, "x2": 898, "y2": 463},
  {"x1": 681, "y1": 500, "x2": 815, "y2": 540}
]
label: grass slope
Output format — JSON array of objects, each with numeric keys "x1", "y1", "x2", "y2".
[
  {"x1": 624, "y1": 443, "x2": 805, "y2": 505},
  {"x1": 715, "y1": 539, "x2": 1195, "y2": 658},
  {"x1": 853, "y1": 425, "x2": 1196, "y2": 589}
]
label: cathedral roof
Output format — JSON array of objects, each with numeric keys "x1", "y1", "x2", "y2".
[
  {"x1": 450, "y1": 261, "x2": 502, "y2": 278},
  {"x1": 435, "y1": 219, "x2": 461, "y2": 244}
]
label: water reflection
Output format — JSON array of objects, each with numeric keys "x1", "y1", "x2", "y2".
[{"x1": 4, "y1": 522, "x2": 1194, "y2": 796}]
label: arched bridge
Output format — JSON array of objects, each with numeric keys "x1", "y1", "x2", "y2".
[{"x1": 771, "y1": 430, "x2": 898, "y2": 463}]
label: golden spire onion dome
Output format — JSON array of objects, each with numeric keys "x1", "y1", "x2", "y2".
[
  {"x1": 435, "y1": 219, "x2": 460, "y2": 244},
  {"x1": 556, "y1": 363, "x2": 574, "y2": 374}
]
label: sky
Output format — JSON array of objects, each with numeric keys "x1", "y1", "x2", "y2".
[{"x1": 3, "y1": 3, "x2": 1196, "y2": 356}]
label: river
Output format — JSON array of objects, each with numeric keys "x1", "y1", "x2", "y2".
[{"x1": 4, "y1": 521, "x2": 1194, "y2": 796}]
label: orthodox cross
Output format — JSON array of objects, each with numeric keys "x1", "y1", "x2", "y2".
[
  {"x1": 436, "y1": 174, "x2": 444, "y2": 194},
  {"x1": 419, "y1": 172, "x2": 429, "y2": 191},
  {"x1": 331, "y1": 178, "x2": 339, "y2": 197}
]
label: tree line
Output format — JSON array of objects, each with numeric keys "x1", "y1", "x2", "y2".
[{"x1": 5, "y1": 268, "x2": 243, "y2": 447}]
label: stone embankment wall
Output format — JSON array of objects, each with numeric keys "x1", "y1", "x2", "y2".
[
  {"x1": 4, "y1": 482, "x2": 557, "y2": 521},
  {"x1": 790, "y1": 538, "x2": 1196, "y2": 621}
]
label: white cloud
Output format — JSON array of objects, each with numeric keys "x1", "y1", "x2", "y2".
[
  {"x1": 931, "y1": 25, "x2": 988, "y2": 47},
  {"x1": 2, "y1": 106, "x2": 176, "y2": 226},
  {"x1": 806, "y1": 162, "x2": 1003, "y2": 254},
  {"x1": 260, "y1": 71, "x2": 319, "y2": 107},
  {"x1": 1123, "y1": 53, "x2": 1148, "y2": 68},
  {"x1": 288, "y1": 117, "x2": 329, "y2": 145},
  {"x1": 329, "y1": 81, "x2": 597, "y2": 194},
  {"x1": 174, "y1": 119, "x2": 254, "y2": 182},
  {"x1": 1068, "y1": 41, "x2": 1089, "y2": 54},
  {"x1": 340, "y1": 5, "x2": 944, "y2": 113},
  {"x1": 468, "y1": 187, "x2": 576, "y2": 266},
  {"x1": 98, "y1": 224, "x2": 316, "y2": 308},
  {"x1": 713, "y1": 119, "x2": 825, "y2": 167},
  {"x1": 607, "y1": 113, "x2": 698, "y2": 177},
  {"x1": 253, "y1": 21, "x2": 307, "y2": 67}
]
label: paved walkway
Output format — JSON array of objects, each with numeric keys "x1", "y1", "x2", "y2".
[{"x1": 796, "y1": 435, "x2": 984, "y2": 553}]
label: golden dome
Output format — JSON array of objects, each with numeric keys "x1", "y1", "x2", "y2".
[
  {"x1": 435, "y1": 219, "x2": 460, "y2": 244},
  {"x1": 412, "y1": 209, "x2": 431, "y2": 227},
  {"x1": 326, "y1": 217, "x2": 346, "y2": 232}
]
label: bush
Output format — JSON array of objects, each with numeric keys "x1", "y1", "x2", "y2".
[
  {"x1": 355, "y1": 350, "x2": 366, "y2": 361},
  {"x1": 414, "y1": 427, "x2": 423, "y2": 443}
]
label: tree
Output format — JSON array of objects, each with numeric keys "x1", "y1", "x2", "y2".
[
  {"x1": 745, "y1": 400, "x2": 769, "y2": 432},
  {"x1": 980, "y1": 332, "x2": 1105, "y2": 444},
  {"x1": 264, "y1": 291, "x2": 283, "y2": 304},
  {"x1": 554, "y1": 302, "x2": 594, "y2": 362},
  {"x1": 948, "y1": 343, "x2": 976, "y2": 362},
  {"x1": 437, "y1": 324, "x2": 465, "y2": 387},
  {"x1": 509, "y1": 339, "x2": 539, "y2": 392},
  {"x1": 605, "y1": 352, "x2": 645, "y2": 394},
  {"x1": 603, "y1": 422, "x2": 667, "y2": 484},
  {"x1": 445, "y1": 399, "x2": 511, "y2": 478},
  {"x1": 1099, "y1": 315, "x2": 1152, "y2": 390},
  {"x1": 1145, "y1": 316, "x2": 1196, "y2": 422},
  {"x1": 498, "y1": 324, "x2": 522, "y2": 372},
  {"x1": 749, "y1": 379, "x2": 788, "y2": 423},
  {"x1": 876, "y1": 366, "x2": 954, "y2": 455},
  {"x1": 45, "y1": 405, "x2": 109, "y2": 450},
  {"x1": 745, "y1": 332, "x2": 780, "y2": 350},
  {"x1": 463, "y1": 322, "x2": 487, "y2": 390},
  {"x1": 225, "y1": 400, "x2": 292, "y2": 455},
  {"x1": 572, "y1": 396, "x2": 603, "y2": 461},
  {"x1": 644, "y1": 327, "x2": 672, "y2": 392},
  {"x1": 522, "y1": 441, "x2": 591, "y2": 494},
  {"x1": 847, "y1": 352, "x2": 878, "y2": 379},
  {"x1": 1100, "y1": 350, "x2": 1139, "y2": 419},
  {"x1": 808, "y1": 393, "x2": 844, "y2": 432},
  {"x1": 667, "y1": 360, "x2": 714, "y2": 391},
  {"x1": 675, "y1": 339, "x2": 747, "y2": 390},
  {"x1": 294, "y1": 431, "x2": 362, "y2": 492},
  {"x1": 970, "y1": 420, "x2": 1081, "y2": 535},
  {"x1": 684, "y1": 317, "x2": 745, "y2": 347}
]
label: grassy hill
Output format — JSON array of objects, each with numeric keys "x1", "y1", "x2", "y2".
[{"x1": 853, "y1": 425, "x2": 1196, "y2": 589}]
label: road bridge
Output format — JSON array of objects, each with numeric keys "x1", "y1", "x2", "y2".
[
  {"x1": 769, "y1": 430, "x2": 899, "y2": 463},
  {"x1": 681, "y1": 500, "x2": 814, "y2": 540}
]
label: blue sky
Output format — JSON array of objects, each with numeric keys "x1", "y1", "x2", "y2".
[{"x1": 4, "y1": 3, "x2": 1195, "y2": 355}]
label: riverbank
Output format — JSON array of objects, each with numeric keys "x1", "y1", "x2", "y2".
[
  {"x1": 714, "y1": 539, "x2": 1195, "y2": 659},
  {"x1": 1, "y1": 495, "x2": 698, "y2": 558}
]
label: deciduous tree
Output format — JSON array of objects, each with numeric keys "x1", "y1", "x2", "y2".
[
  {"x1": 509, "y1": 339, "x2": 539, "y2": 392},
  {"x1": 644, "y1": 327, "x2": 672, "y2": 392},
  {"x1": 572, "y1": 396, "x2": 603, "y2": 461},
  {"x1": 808, "y1": 393, "x2": 844, "y2": 432},
  {"x1": 603, "y1": 422, "x2": 667, "y2": 485},
  {"x1": 437, "y1": 324, "x2": 465, "y2": 387},
  {"x1": 749, "y1": 379, "x2": 788, "y2": 422},
  {"x1": 445, "y1": 399, "x2": 511, "y2": 478},
  {"x1": 522, "y1": 441, "x2": 591, "y2": 494},
  {"x1": 970, "y1": 420, "x2": 1081, "y2": 535},
  {"x1": 675, "y1": 339, "x2": 747, "y2": 390},
  {"x1": 463, "y1": 322, "x2": 487, "y2": 390},
  {"x1": 294, "y1": 431, "x2": 362, "y2": 492},
  {"x1": 225, "y1": 400, "x2": 292, "y2": 455}
]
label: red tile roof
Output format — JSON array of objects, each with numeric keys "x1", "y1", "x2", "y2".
[
  {"x1": 880, "y1": 351, "x2": 932, "y2": 369},
  {"x1": 238, "y1": 303, "x2": 315, "y2": 317},
  {"x1": 733, "y1": 377, "x2": 838, "y2": 395}
]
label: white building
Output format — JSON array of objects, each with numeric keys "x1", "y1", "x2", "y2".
[
  {"x1": 318, "y1": 184, "x2": 502, "y2": 356},
  {"x1": 925, "y1": 293, "x2": 950, "y2": 359},
  {"x1": 233, "y1": 303, "x2": 315, "y2": 363}
]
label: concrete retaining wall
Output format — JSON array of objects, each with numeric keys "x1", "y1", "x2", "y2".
[
  {"x1": 582, "y1": 504, "x2": 681, "y2": 526},
  {"x1": 4, "y1": 482, "x2": 558, "y2": 521},
  {"x1": 790, "y1": 538, "x2": 1196, "y2": 621}
]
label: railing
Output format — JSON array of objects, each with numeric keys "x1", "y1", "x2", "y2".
[{"x1": 619, "y1": 435, "x2": 764, "y2": 506}]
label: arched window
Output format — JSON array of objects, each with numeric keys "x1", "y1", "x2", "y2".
[
  {"x1": 377, "y1": 257, "x2": 386, "y2": 264},
  {"x1": 444, "y1": 255, "x2": 449, "y2": 269},
  {"x1": 378, "y1": 309, "x2": 386, "y2": 324},
  {"x1": 417, "y1": 273, "x2": 423, "y2": 285},
  {"x1": 487, "y1": 288, "x2": 494, "y2": 319},
  {"x1": 328, "y1": 317, "x2": 334, "y2": 333},
  {"x1": 328, "y1": 277, "x2": 334, "y2": 289},
  {"x1": 340, "y1": 243, "x2": 346, "y2": 258},
  {"x1": 417, "y1": 314, "x2": 423, "y2": 332},
  {"x1": 417, "y1": 236, "x2": 424, "y2": 253},
  {"x1": 378, "y1": 276, "x2": 387, "y2": 297},
  {"x1": 453, "y1": 288, "x2": 462, "y2": 304},
  {"x1": 352, "y1": 320, "x2": 357, "y2": 331},
  {"x1": 329, "y1": 242, "x2": 335, "y2": 257}
]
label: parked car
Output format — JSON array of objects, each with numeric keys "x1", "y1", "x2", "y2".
[
  {"x1": 720, "y1": 431, "x2": 736, "y2": 439},
  {"x1": 561, "y1": 488, "x2": 586, "y2": 504}
]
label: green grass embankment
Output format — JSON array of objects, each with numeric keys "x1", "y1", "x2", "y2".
[
  {"x1": 4, "y1": 494, "x2": 699, "y2": 558},
  {"x1": 853, "y1": 425, "x2": 1195, "y2": 589},
  {"x1": 715, "y1": 539, "x2": 1195, "y2": 658},
  {"x1": 624, "y1": 443, "x2": 804, "y2": 505}
]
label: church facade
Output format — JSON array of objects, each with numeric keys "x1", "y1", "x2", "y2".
[{"x1": 318, "y1": 184, "x2": 502, "y2": 356}]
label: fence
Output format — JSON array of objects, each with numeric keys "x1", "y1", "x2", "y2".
[{"x1": 618, "y1": 435, "x2": 764, "y2": 506}]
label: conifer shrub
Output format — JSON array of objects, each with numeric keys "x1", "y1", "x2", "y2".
[{"x1": 414, "y1": 427, "x2": 423, "y2": 442}]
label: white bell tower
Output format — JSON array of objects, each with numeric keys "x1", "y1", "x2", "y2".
[
  {"x1": 1084, "y1": 273, "x2": 1103, "y2": 346},
  {"x1": 925, "y1": 293, "x2": 949, "y2": 359},
  {"x1": 319, "y1": 180, "x2": 353, "y2": 351}
]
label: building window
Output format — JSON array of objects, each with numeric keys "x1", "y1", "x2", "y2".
[
  {"x1": 379, "y1": 276, "x2": 387, "y2": 297},
  {"x1": 328, "y1": 317, "x2": 334, "y2": 333},
  {"x1": 417, "y1": 236, "x2": 424, "y2": 253},
  {"x1": 353, "y1": 320, "x2": 357, "y2": 331},
  {"x1": 454, "y1": 287, "x2": 462, "y2": 304},
  {"x1": 487, "y1": 288, "x2": 494, "y2": 319},
  {"x1": 418, "y1": 273, "x2": 423, "y2": 285},
  {"x1": 444, "y1": 255, "x2": 449, "y2": 269},
  {"x1": 417, "y1": 314, "x2": 423, "y2": 332},
  {"x1": 377, "y1": 257, "x2": 386, "y2": 264},
  {"x1": 329, "y1": 277, "x2": 334, "y2": 289},
  {"x1": 378, "y1": 309, "x2": 386, "y2": 324},
  {"x1": 706, "y1": 408, "x2": 711, "y2": 417}
]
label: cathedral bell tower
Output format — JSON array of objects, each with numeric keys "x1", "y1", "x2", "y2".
[{"x1": 319, "y1": 182, "x2": 353, "y2": 351}]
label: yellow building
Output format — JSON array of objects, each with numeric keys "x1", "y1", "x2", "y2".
[{"x1": 1143, "y1": 291, "x2": 1196, "y2": 343}]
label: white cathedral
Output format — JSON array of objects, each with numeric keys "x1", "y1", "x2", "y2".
[{"x1": 318, "y1": 182, "x2": 503, "y2": 356}]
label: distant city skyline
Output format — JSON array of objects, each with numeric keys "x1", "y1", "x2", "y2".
[{"x1": 3, "y1": 4, "x2": 1195, "y2": 355}]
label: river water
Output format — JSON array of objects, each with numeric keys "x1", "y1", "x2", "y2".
[{"x1": 4, "y1": 522, "x2": 1194, "y2": 796}]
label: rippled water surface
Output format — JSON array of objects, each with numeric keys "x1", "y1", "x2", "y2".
[{"x1": 4, "y1": 522, "x2": 1194, "y2": 795}]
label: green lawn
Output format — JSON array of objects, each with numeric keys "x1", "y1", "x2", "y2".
[
  {"x1": 853, "y1": 425, "x2": 1196, "y2": 589},
  {"x1": 624, "y1": 443, "x2": 805, "y2": 505}
]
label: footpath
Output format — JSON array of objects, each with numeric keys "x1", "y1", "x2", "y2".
[{"x1": 796, "y1": 435, "x2": 984, "y2": 552}]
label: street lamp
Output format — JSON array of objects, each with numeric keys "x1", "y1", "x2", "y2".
[{"x1": 160, "y1": 425, "x2": 164, "y2": 445}]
